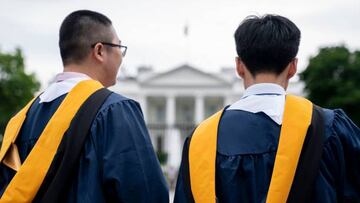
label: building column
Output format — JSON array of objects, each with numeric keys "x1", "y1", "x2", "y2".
[
  {"x1": 166, "y1": 129, "x2": 182, "y2": 169},
  {"x1": 195, "y1": 95, "x2": 204, "y2": 124},
  {"x1": 138, "y1": 95, "x2": 147, "y2": 121},
  {"x1": 166, "y1": 95, "x2": 175, "y2": 128},
  {"x1": 164, "y1": 95, "x2": 181, "y2": 168}
]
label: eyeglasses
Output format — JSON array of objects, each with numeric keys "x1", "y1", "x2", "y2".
[{"x1": 91, "y1": 42, "x2": 127, "y2": 57}]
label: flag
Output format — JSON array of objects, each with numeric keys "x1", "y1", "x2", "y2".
[{"x1": 184, "y1": 24, "x2": 189, "y2": 37}]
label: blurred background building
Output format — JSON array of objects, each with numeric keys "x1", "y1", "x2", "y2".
[{"x1": 111, "y1": 64, "x2": 304, "y2": 171}]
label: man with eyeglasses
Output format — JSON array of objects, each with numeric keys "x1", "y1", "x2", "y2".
[{"x1": 0, "y1": 10, "x2": 168, "y2": 202}]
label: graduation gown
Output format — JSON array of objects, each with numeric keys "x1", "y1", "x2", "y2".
[
  {"x1": 174, "y1": 101, "x2": 360, "y2": 202},
  {"x1": 0, "y1": 85, "x2": 169, "y2": 202}
]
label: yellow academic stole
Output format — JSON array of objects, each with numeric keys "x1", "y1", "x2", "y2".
[
  {"x1": 0, "y1": 80, "x2": 103, "y2": 203},
  {"x1": 189, "y1": 95, "x2": 313, "y2": 203}
]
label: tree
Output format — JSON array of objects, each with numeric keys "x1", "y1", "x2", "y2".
[
  {"x1": 0, "y1": 48, "x2": 40, "y2": 139},
  {"x1": 300, "y1": 46, "x2": 360, "y2": 125}
]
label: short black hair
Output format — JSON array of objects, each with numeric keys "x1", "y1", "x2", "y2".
[
  {"x1": 234, "y1": 14, "x2": 301, "y2": 76},
  {"x1": 59, "y1": 10, "x2": 113, "y2": 65}
]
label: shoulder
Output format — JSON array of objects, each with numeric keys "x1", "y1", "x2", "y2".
[
  {"x1": 90, "y1": 91, "x2": 144, "y2": 129},
  {"x1": 99, "y1": 92, "x2": 140, "y2": 111},
  {"x1": 88, "y1": 91, "x2": 149, "y2": 147},
  {"x1": 321, "y1": 107, "x2": 360, "y2": 147},
  {"x1": 94, "y1": 91, "x2": 142, "y2": 117}
]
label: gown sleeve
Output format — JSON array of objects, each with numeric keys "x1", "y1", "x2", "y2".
[
  {"x1": 330, "y1": 109, "x2": 360, "y2": 201},
  {"x1": 90, "y1": 98, "x2": 169, "y2": 203},
  {"x1": 174, "y1": 137, "x2": 195, "y2": 203},
  {"x1": 313, "y1": 109, "x2": 360, "y2": 202}
]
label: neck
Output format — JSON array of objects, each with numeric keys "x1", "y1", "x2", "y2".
[
  {"x1": 244, "y1": 73, "x2": 289, "y2": 89},
  {"x1": 63, "y1": 63, "x2": 101, "y2": 83}
]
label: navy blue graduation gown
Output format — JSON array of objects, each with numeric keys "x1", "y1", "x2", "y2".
[
  {"x1": 0, "y1": 93, "x2": 169, "y2": 203},
  {"x1": 174, "y1": 108, "x2": 360, "y2": 203}
]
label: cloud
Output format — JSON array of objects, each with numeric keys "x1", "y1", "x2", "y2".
[{"x1": 0, "y1": 0, "x2": 359, "y2": 86}]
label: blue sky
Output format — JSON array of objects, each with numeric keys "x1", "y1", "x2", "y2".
[{"x1": 0, "y1": 0, "x2": 359, "y2": 87}]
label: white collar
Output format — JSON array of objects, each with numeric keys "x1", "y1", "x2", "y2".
[
  {"x1": 242, "y1": 83, "x2": 285, "y2": 98},
  {"x1": 39, "y1": 72, "x2": 91, "y2": 103},
  {"x1": 227, "y1": 83, "x2": 286, "y2": 125}
]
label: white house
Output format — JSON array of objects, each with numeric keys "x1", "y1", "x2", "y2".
[{"x1": 111, "y1": 64, "x2": 304, "y2": 169}]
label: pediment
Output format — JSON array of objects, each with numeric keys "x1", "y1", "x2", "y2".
[{"x1": 141, "y1": 64, "x2": 230, "y2": 87}]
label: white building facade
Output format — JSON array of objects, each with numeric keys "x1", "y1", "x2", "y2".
[{"x1": 111, "y1": 64, "x2": 304, "y2": 169}]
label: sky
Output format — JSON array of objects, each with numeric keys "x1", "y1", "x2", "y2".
[{"x1": 0, "y1": 0, "x2": 359, "y2": 88}]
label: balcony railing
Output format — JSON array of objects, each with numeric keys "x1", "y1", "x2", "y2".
[{"x1": 147, "y1": 123, "x2": 196, "y2": 137}]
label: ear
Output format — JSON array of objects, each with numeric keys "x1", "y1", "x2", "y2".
[
  {"x1": 287, "y1": 58, "x2": 298, "y2": 79},
  {"x1": 235, "y1": 57, "x2": 245, "y2": 79},
  {"x1": 92, "y1": 43, "x2": 105, "y2": 63}
]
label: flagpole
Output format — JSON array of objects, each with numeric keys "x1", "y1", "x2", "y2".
[{"x1": 183, "y1": 21, "x2": 190, "y2": 65}]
